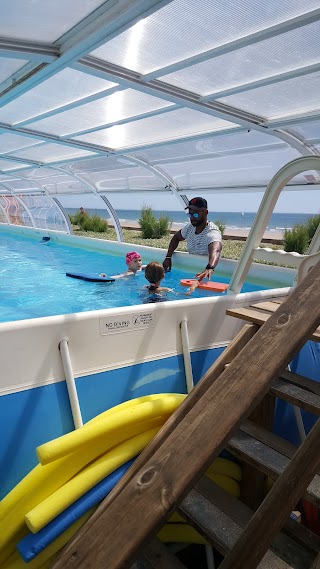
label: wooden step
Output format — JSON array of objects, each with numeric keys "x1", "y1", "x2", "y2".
[
  {"x1": 270, "y1": 375, "x2": 320, "y2": 415},
  {"x1": 178, "y1": 477, "x2": 319, "y2": 569},
  {"x1": 226, "y1": 302, "x2": 320, "y2": 343},
  {"x1": 228, "y1": 421, "x2": 320, "y2": 508}
]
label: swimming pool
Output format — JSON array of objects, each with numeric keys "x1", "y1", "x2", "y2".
[{"x1": 1, "y1": 229, "x2": 266, "y2": 323}]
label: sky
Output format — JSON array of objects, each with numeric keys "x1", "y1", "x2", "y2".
[{"x1": 59, "y1": 188, "x2": 319, "y2": 214}]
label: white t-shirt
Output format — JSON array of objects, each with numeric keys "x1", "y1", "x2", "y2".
[{"x1": 181, "y1": 221, "x2": 222, "y2": 255}]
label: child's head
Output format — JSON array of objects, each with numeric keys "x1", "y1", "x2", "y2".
[
  {"x1": 145, "y1": 262, "x2": 165, "y2": 289},
  {"x1": 125, "y1": 251, "x2": 142, "y2": 272}
]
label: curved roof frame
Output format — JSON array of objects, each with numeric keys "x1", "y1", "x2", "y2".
[{"x1": 0, "y1": 0, "x2": 319, "y2": 201}]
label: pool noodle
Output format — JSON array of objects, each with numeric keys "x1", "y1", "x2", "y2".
[
  {"x1": 26, "y1": 427, "x2": 160, "y2": 533},
  {"x1": 0, "y1": 394, "x2": 174, "y2": 521},
  {"x1": 18, "y1": 458, "x2": 135, "y2": 562},
  {"x1": 37, "y1": 394, "x2": 186, "y2": 465}
]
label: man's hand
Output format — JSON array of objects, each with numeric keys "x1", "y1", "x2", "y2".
[
  {"x1": 195, "y1": 268, "x2": 213, "y2": 282},
  {"x1": 163, "y1": 257, "x2": 172, "y2": 272}
]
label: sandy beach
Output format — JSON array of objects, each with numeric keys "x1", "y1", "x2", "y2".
[{"x1": 109, "y1": 220, "x2": 284, "y2": 244}]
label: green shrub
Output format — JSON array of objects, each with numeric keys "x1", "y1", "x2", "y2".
[
  {"x1": 81, "y1": 214, "x2": 108, "y2": 233},
  {"x1": 69, "y1": 212, "x2": 87, "y2": 227},
  {"x1": 305, "y1": 214, "x2": 320, "y2": 243},
  {"x1": 214, "y1": 219, "x2": 226, "y2": 235},
  {"x1": 283, "y1": 224, "x2": 309, "y2": 254},
  {"x1": 70, "y1": 211, "x2": 108, "y2": 233},
  {"x1": 139, "y1": 206, "x2": 171, "y2": 239}
]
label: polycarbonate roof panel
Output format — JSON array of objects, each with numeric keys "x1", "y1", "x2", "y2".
[
  {"x1": 219, "y1": 72, "x2": 320, "y2": 119},
  {"x1": 74, "y1": 109, "x2": 237, "y2": 150},
  {"x1": 0, "y1": 159, "x2": 29, "y2": 171},
  {"x1": 84, "y1": 167, "x2": 163, "y2": 192},
  {"x1": 135, "y1": 131, "x2": 285, "y2": 163},
  {"x1": 91, "y1": 0, "x2": 320, "y2": 75},
  {"x1": 160, "y1": 21, "x2": 320, "y2": 96},
  {"x1": 64, "y1": 156, "x2": 137, "y2": 173},
  {"x1": 29, "y1": 90, "x2": 175, "y2": 136},
  {"x1": 3, "y1": 178, "x2": 39, "y2": 190},
  {"x1": 0, "y1": 0, "x2": 106, "y2": 42},
  {"x1": 44, "y1": 180, "x2": 92, "y2": 195},
  {"x1": 163, "y1": 147, "x2": 300, "y2": 188},
  {"x1": 0, "y1": 133, "x2": 43, "y2": 154},
  {"x1": 292, "y1": 120, "x2": 320, "y2": 141},
  {"x1": 0, "y1": 69, "x2": 117, "y2": 125},
  {"x1": 0, "y1": 57, "x2": 29, "y2": 83},
  {"x1": 11, "y1": 143, "x2": 98, "y2": 162}
]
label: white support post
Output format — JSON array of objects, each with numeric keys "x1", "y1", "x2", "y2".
[{"x1": 59, "y1": 338, "x2": 83, "y2": 430}]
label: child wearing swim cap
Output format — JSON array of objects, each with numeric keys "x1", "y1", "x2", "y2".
[{"x1": 100, "y1": 251, "x2": 145, "y2": 279}]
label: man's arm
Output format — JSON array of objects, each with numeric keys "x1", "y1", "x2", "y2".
[
  {"x1": 163, "y1": 230, "x2": 185, "y2": 272},
  {"x1": 195, "y1": 241, "x2": 222, "y2": 281}
]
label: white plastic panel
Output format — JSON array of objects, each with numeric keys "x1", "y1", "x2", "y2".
[
  {"x1": 43, "y1": 180, "x2": 92, "y2": 195},
  {"x1": 0, "y1": 159, "x2": 29, "y2": 172},
  {"x1": 135, "y1": 131, "x2": 285, "y2": 163},
  {"x1": 74, "y1": 108, "x2": 237, "y2": 149},
  {"x1": 292, "y1": 120, "x2": 320, "y2": 142},
  {"x1": 163, "y1": 147, "x2": 300, "y2": 188},
  {"x1": 85, "y1": 166, "x2": 164, "y2": 192},
  {"x1": 11, "y1": 143, "x2": 98, "y2": 162},
  {"x1": 29, "y1": 90, "x2": 175, "y2": 136},
  {"x1": 219, "y1": 71, "x2": 320, "y2": 119},
  {"x1": 0, "y1": 0, "x2": 106, "y2": 42},
  {"x1": 0, "y1": 69, "x2": 117, "y2": 125},
  {"x1": 64, "y1": 156, "x2": 137, "y2": 173},
  {"x1": 91, "y1": 0, "x2": 320, "y2": 74},
  {"x1": 0, "y1": 57, "x2": 29, "y2": 84},
  {"x1": 19, "y1": 193, "x2": 69, "y2": 231},
  {"x1": 0, "y1": 194, "x2": 33, "y2": 226},
  {"x1": 0, "y1": 133, "x2": 43, "y2": 154},
  {"x1": 161, "y1": 21, "x2": 320, "y2": 96}
]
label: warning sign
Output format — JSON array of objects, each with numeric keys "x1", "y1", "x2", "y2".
[{"x1": 100, "y1": 311, "x2": 155, "y2": 335}]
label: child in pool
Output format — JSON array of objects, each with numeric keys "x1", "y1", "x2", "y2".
[
  {"x1": 144, "y1": 262, "x2": 172, "y2": 294},
  {"x1": 100, "y1": 251, "x2": 146, "y2": 279}
]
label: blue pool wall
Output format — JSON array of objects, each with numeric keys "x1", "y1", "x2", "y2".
[
  {"x1": 273, "y1": 341, "x2": 320, "y2": 446},
  {"x1": 0, "y1": 346, "x2": 224, "y2": 499}
]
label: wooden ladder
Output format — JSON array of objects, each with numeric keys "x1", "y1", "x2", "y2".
[{"x1": 52, "y1": 260, "x2": 320, "y2": 569}]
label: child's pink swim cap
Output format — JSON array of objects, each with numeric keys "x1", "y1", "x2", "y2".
[{"x1": 125, "y1": 251, "x2": 141, "y2": 265}]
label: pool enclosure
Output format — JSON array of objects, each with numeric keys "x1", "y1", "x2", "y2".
[{"x1": 0, "y1": 0, "x2": 319, "y2": 237}]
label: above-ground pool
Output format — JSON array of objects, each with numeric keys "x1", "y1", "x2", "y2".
[{"x1": 1, "y1": 229, "x2": 266, "y2": 323}]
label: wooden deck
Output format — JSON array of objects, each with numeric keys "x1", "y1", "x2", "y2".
[{"x1": 226, "y1": 299, "x2": 320, "y2": 343}]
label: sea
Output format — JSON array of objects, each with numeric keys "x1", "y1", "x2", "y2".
[{"x1": 66, "y1": 208, "x2": 314, "y2": 233}]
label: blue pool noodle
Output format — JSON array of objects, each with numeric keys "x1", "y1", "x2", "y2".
[{"x1": 17, "y1": 458, "x2": 135, "y2": 562}]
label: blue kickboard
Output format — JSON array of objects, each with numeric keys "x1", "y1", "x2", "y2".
[
  {"x1": 18, "y1": 458, "x2": 135, "y2": 562},
  {"x1": 66, "y1": 272, "x2": 115, "y2": 282}
]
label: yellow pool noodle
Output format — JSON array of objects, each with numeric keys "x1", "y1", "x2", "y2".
[
  {"x1": 37, "y1": 394, "x2": 185, "y2": 464},
  {"x1": 158, "y1": 524, "x2": 208, "y2": 545},
  {"x1": 0, "y1": 526, "x2": 28, "y2": 567},
  {"x1": 0, "y1": 416, "x2": 166, "y2": 552},
  {"x1": 0, "y1": 394, "x2": 181, "y2": 521},
  {"x1": 0, "y1": 395, "x2": 173, "y2": 520},
  {"x1": 86, "y1": 393, "x2": 182, "y2": 426},
  {"x1": 2, "y1": 510, "x2": 93, "y2": 569},
  {"x1": 206, "y1": 472, "x2": 240, "y2": 499},
  {"x1": 26, "y1": 426, "x2": 160, "y2": 533},
  {"x1": 206, "y1": 458, "x2": 242, "y2": 481}
]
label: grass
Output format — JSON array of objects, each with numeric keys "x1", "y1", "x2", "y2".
[{"x1": 73, "y1": 227, "x2": 285, "y2": 264}]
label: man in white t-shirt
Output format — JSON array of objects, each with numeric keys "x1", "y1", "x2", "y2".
[{"x1": 163, "y1": 197, "x2": 222, "y2": 281}]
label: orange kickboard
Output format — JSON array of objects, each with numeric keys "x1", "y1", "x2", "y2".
[{"x1": 180, "y1": 279, "x2": 228, "y2": 292}]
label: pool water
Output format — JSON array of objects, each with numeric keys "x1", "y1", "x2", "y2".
[{"x1": 0, "y1": 232, "x2": 265, "y2": 323}]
